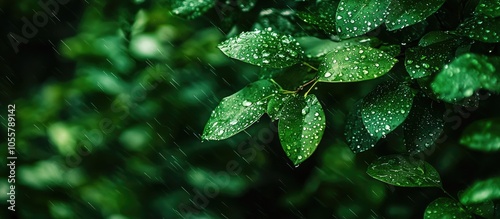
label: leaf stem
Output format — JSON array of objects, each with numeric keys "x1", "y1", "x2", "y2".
[
  {"x1": 304, "y1": 80, "x2": 319, "y2": 97},
  {"x1": 302, "y1": 61, "x2": 318, "y2": 71}
]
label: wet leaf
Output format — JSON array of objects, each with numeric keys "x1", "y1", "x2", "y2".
[
  {"x1": 218, "y1": 28, "x2": 304, "y2": 68},
  {"x1": 474, "y1": 0, "x2": 500, "y2": 18},
  {"x1": 335, "y1": 0, "x2": 390, "y2": 39},
  {"x1": 386, "y1": 0, "x2": 446, "y2": 31},
  {"x1": 460, "y1": 177, "x2": 500, "y2": 204},
  {"x1": 202, "y1": 80, "x2": 278, "y2": 140},
  {"x1": 279, "y1": 95, "x2": 326, "y2": 166},
  {"x1": 462, "y1": 198, "x2": 495, "y2": 219},
  {"x1": 345, "y1": 100, "x2": 381, "y2": 153},
  {"x1": 456, "y1": 16, "x2": 500, "y2": 43},
  {"x1": 419, "y1": 31, "x2": 458, "y2": 47},
  {"x1": 253, "y1": 9, "x2": 319, "y2": 37},
  {"x1": 171, "y1": 0, "x2": 216, "y2": 19},
  {"x1": 297, "y1": 0, "x2": 339, "y2": 35},
  {"x1": 460, "y1": 118, "x2": 500, "y2": 152},
  {"x1": 317, "y1": 45, "x2": 397, "y2": 83},
  {"x1": 431, "y1": 53, "x2": 500, "y2": 103},
  {"x1": 424, "y1": 198, "x2": 472, "y2": 219},
  {"x1": 405, "y1": 39, "x2": 460, "y2": 79},
  {"x1": 403, "y1": 94, "x2": 444, "y2": 153},
  {"x1": 367, "y1": 155, "x2": 442, "y2": 187},
  {"x1": 267, "y1": 93, "x2": 293, "y2": 121},
  {"x1": 297, "y1": 36, "x2": 381, "y2": 60},
  {"x1": 361, "y1": 83, "x2": 415, "y2": 139}
]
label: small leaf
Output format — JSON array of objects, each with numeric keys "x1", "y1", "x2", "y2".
[
  {"x1": 202, "y1": 80, "x2": 277, "y2": 140},
  {"x1": 297, "y1": 0, "x2": 339, "y2": 35},
  {"x1": 474, "y1": 0, "x2": 500, "y2": 18},
  {"x1": 335, "y1": 0, "x2": 390, "y2": 39},
  {"x1": 419, "y1": 31, "x2": 458, "y2": 47},
  {"x1": 405, "y1": 39, "x2": 460, "y2": 79},
  {"x1": 317, "y1": 45, "x2": 397, "y2": 83},
  {"x1": 385, "y1": 0, "x2": 446, "y2": 31},
  {"x1": 367, "y1": 155, "x2": 442, "y2": 187},
  {"x1": 460, "y1": 177, "x2": 500, "y2": 204},
  {"x1": 296, "y1": 36, "x2": 381, "y2": 60},
  {"x1": 237, "y1": 0, "x2": 257, "y2": 12},
  {"x1": 267, "y1": 94, "x2": 293, "y2": 121},
  {"x1": 253, "y1": 9, "x2": 319, "y2": 37},
  {"x1": 431, "y1": 53, "x2": 500, "y2": 103},
  {"x1": 456, "y1": 16, "x2": 500, "y2": 43},
  {"x1": 403, "y1": 94, "x2": 444, "y2": 153},
  {"x1": 361, "y1": 83, "x2": 415, "y2": 139},
  {"x1": 460, "y1": 118, "x2": 500, "y2": 152},
  {"x1": 462, "y1": 199, "x2": 495, "y2": 219},
  {"x1": 171, "y1": 0, "x2": 216, "y2": 19},
  {"x1": 424, "y1": 198, "x2": 472, "y2": 219},
  {"x1": 345, "y1": 100, "x2": 381, "y2": 153},
  {"x1": 279, "y1": 95, "x2": 326, "y2": 166},
  {"x1": 218, "y1": 29, "x2": 304, "y2": 68}
]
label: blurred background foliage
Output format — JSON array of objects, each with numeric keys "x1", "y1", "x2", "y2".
[{"x1": 0, "y1": 0, "x2": 499, "y2": 218}]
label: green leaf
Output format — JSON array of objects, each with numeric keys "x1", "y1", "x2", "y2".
[
  {"x1": 296, "y1": 36, "x2": 381, "y2": 60},
  {"x1": 474, "y1": 0, "x2": 500, "y2": 18},
  {"x1": 403, "y1": 94, "x2": 444, "y2": 153},
  {"x1": 317, "y1": 45, "x2": 397, "y2": 83},
  {"x1": 385, "y1": 0, "x2": 446, "y2": 31},
  {"x1": 460, "y1": 177, "x2": 500, "y2": 204},
  {"x1": 424, "y1": 198, "x2": 473, "y2": 219},
  {"x1": 267, "y1": 93, "x2": 293, "y2": 121},
  {"x1": 367, "y1": 155, "x2": 442, "y2": 187},
  {"x1": 345, "y1": 100, "x2": 381, "y2": 153},
  {"x1": 462, "y1": 199, "x2": 495, "y2": 219},
  {"x1": 419, "y1": 31, "x2": 458, "y2": 47},
  {"x1": 405, "y1": 39, "x2": 460, "y2": 79},
  {"x1": 237, "y1": 0, "x2": 257, "y2": 12},
  {"x1": 431, "y1": 53, "x2": 500, "y2": 103},
  {"x1": 279, "y1": 95, "x2": 326, "y2": 166},
  {"x1": 297, "y1": 0, "x2": 339, "y2": 35},
  {"x1": 218, "y1": 29, "x2": 304, "y2": 68},
  {"x1": 361, "y1": 83, "x2": 415, "y2": 139},
  {"x1": 171, "y1": 0, "x2": 216, "y2": 19},
  {"x1": 335, "y1": 0, "x2": 390, "y2": 39},
  {"x1": 456, "y1": 16, "x2": 500, "y2": 43},
  {"x1": 460, "y1": 118, "x2": 500, "y2": 152},
  {"x1": 202, "y1": 80, "x2": 278, "y2": 140},
  {"x1": 253, "y1": 9, "x2": 319, "y2": 37}
]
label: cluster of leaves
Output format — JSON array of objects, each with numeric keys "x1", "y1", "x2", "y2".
[{"x1": 171, "y1": 0, "x2": 500, "y2": 217}]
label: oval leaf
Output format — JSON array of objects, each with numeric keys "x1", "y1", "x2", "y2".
[
  {"x1": 345, "y1": 100, "x2": 381, "y2": 153},
  {"x1": 405, "y1": 39, "x2": 460, "y2": 79},
  {"x1": 419, "y1": 31, "x2": 458, "y2": 47},
  {"x1": 171, "y1": 0, "x2": 216, "y2": 19},
  {"x1": 336, "y1": 0, "x2": 390, "y2": 39},
  {"x1": 367, "y1": 155, "x2": 442, "y2": 187},
  {"x1": 403, "y1": 95, "x2": 445, "y2": 153},
  {"x1": 460, "y1": 118, "x2": 500, "y2": 152},
  {"x1": 218, "y1": 29, "x2": 304, "y2": 68},
  {"x1": 317, "y1": 45, "x2": 397, "y2": 83},
  {"x1": 431, "y1": 53, "x2": 500, "y2": 103},
  {"x1": 474, "y1": 0, "x2": 500, "y2": 18},
  {"x1": 386, "y1": 0, "x2": 446, "y2": 31},
  {"x1": 279, "y1": 95, "x2": 326, "y2": 166},
  {"x1": 456, "y1": 16, "x2": 500, "y2": 43},
  {"x1": 202, "y1": 80, "x2": 277, "y2": 140},
  {"x1": 460, "y1": 177, "x2": 500, "y2": 205},
  {"x1": 424, "y1": 198, "x2": 472, "y2": 219},
  {"x1": 361, "y1": 83, "x2": 415, "y2": 139}
]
